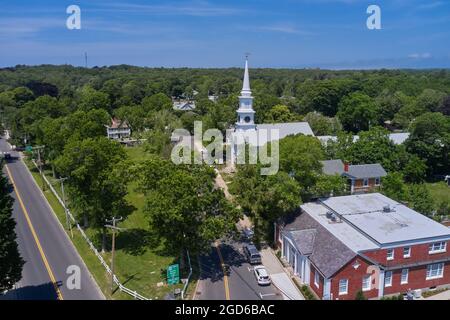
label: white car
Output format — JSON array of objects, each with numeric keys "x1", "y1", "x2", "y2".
[{"x1": 254, "y1": 265, "x2": 271, "y2": 286}]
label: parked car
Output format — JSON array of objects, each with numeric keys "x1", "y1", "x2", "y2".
[
  {"x1": 243, "y1": 244, "x2": 262, "y2": 264},
  {"x1": 2, "y1": 152, "x2": 11, "y2": 160},
  {"x1": 243, "y1": 227, "x2": 254, "y2": 241},
  {"x1": 253, "y1": 266, "x2": 271, "y2": 286}
]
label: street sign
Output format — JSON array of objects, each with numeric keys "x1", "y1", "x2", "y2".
[
  {"x1": 25, "y1": 146, "x2": 33, "y2": 152},
  {"x1": 167, "y1": 264, "x2": 180, "y2": 285}
]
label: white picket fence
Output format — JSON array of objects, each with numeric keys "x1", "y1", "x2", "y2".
[{"x1": 32, "y1": 160, "x2": 150, "y2": 300}]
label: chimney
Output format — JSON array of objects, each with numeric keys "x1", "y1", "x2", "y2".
[{"x1": 344, "y1": 162, "x2": 349, "y2": 173}]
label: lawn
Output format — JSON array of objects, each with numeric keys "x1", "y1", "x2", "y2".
[
  {"x1": 24, "y1": 145, "x2": 199, "y2": 300},
  {"x1": 426, "y1": 182, "x2": 450, "y2": 208}
]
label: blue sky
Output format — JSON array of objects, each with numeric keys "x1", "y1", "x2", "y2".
[{"x1": 0, "y1": 0, "x2": 449, "y2": 68}]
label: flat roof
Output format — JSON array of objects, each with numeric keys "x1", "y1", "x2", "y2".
[
  {"x1": 301, "y1": 202, "x2": 379, "y2": 252},
  {"x1": 320, "y1": 193, "x2": 450, "y2": 246}
]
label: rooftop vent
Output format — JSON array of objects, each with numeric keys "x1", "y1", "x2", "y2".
[
  {"x1": 327, "y1": 212, "x2": 342, "y2": 223},
  {"x1": 383, "y1": 205, "x2": 391, "y2": 213}
]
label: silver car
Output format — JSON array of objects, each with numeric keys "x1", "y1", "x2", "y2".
[{"x1": 254, "y1": 266, "x2": 271, "y2": 286}]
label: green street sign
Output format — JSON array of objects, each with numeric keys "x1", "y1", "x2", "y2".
[
  {"x1": 25, "y1": 146, "x2": 33, "y2": 152},
  {"x1": 167, "y1": 264, "x2": 180, "y2": 285}
]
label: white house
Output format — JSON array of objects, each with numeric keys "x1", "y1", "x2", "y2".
[{"x1": 106, "y1": 118, "x2": 131, "y2": 140}]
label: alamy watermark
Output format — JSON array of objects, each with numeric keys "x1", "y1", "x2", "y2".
[
  {"x1": 170, "y1": 121, "x2": 279, "y2": 176},
  {"x1": 66, "y1": 5, "x2": 81, "y2": 30},
  {"x1": 367, "y1": 5, "x2": 381, "y2": 30},
  {"x1": 66, "y1": 265, "x2": 81, "y2": 290}
]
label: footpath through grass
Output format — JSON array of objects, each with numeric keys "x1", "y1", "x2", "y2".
[{"x1": 24, "y1": 146, "x2": 199, "y2": 300}]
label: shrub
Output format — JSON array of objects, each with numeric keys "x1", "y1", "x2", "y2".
[{"x1": 355, "y1": 290, "x2": 367, "y2": 300}]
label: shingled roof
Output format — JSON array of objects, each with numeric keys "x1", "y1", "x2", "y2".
[
  {"x1": 320, "y1": 160, "x2": 387, "y2": 179},
  {"x1": 283, "y1": 211, "x2": 356, "y2": 278},
  {"x1": 343, "y1": 163, "x2": 387, "y2": 179}
]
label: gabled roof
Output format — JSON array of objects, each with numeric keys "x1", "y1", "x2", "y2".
[
  {"x1": 257, "y1": 122, "x2": 315, "y2": 139},
  {"x1": 320, "y1": 160, "x2": 344, "y2": 175},
  {"x1": 108, "y1": 118, "x2": 130, "y2": 129},
  {"x1": 283, "y1": 210, "x2": 357, "y2": 278},
  {"x1": 343, "y1": 163, "x2": 387, "y2": 179},
  {"x1": 173, "y1": 101, "x2": 196, "y2": 111},
  {"x1": 321, "y1": 160, "x2": 387, "y2": 179},
  {"x1": 284, "y1": 229, "x2": 316, "y2": 255}
]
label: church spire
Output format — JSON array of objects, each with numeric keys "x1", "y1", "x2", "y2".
[
  {"x1": 235, "y1": 56, "x2": 256, "y2": 132},
  {"x1": 241, "y1": 55, "x2": 251, "y2": 96}
]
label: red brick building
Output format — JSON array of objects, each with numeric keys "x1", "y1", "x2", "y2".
[{"x1": 277, "y1": 193, "x2": 450, "y2": 300}]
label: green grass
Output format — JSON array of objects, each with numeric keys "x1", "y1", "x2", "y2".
[
  {"x1": 426, "y1": 182, "x2": 450, "y2": 207},
  {"x1": 24, "y1": 147, "x2": 200, "y2": 300}
]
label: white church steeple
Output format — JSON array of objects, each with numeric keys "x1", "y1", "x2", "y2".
[{"x1": 235, "y1": 56, "x2": 256, "y2": 132}]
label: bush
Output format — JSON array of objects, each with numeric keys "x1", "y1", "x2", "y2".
[
  {"x1": 355, "y1": 290, "x2": 367, "y2": 300},
  {"x1": 299, "y1": 284, "x2": 317, "y2": 300}
]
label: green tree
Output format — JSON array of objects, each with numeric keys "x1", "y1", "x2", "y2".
[
  {"x1": 265, "y1": 105, "x2": 298, "y2": 123},
  {"x1": 337, "y1": 92, "x2": 380, "y2": 133},
  {"x1": 279, "y1": 134, "x2": 326, "y2": 198},
  {"x1": 375, "y1": 90, "x2": 412, "y2": 122},
  {"x1": 408, "y1": 184, "x2": 434, "y2": 216},
  {"x1": 382, "y1": 172, "x2": 408, "y2": 202},
  {"x1": 0, "y1": 166, "x2": 24, "y2": 291},
  {"x1": 230, "y1": 165, "x2": 301, "y2": 243},
  {"x1": 304, "y1": 112, "x2": 343, "y2": 136},
  {"x1": 78, "y1": 85, "x2": 110, "y2": 112},
  {"x1": 310, "y1": 174, "x2": 348, "y2": 198},
  {"x1": 406, "y1": 112, "x2": 450, "y2": 176},
  {"x1": 401, "y1": 154, "x2": 427, "y2": 183},
  {"x1": 141, "y1": 93, "x2": 172, "y2": 112},
  {"x1": 143, "y1": 162, "x2": 240, "y2": 256},
  {"x1": 415, "y1": 89, "x2": 446, "y2": 113},
  {"x1": 55, "y1": 137, "x2": 131, "y2": 252}
]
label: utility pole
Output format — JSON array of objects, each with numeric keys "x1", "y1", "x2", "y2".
[
  {"x1": 85, "y1": 52, "x2": 88, "y2": 68},
  {"x1": 57, "y1": 177, "x2": 72, "y2": 238},
  {"x1": 33, "y1": 145, "x2": 46, "y2": 191},
  {"x1": 105, "y1": 216, "x2": 123, "y2": 294}
]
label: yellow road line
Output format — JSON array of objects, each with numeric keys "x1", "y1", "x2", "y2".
[
  {"x1": 215, "y1": 241, "x2": 230, "y2": 300},
  {"x1": 5, "y1": 164, "x2": 64, "y2": 300}
]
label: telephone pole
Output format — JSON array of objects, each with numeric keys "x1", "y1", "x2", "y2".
[
  {"x1": 105, "y1": 216, "x2": 123, "y2": 294},
  {"x1": 57, "y1": 177, "x2": 72, "y2": 238},
  {"x1": 33, "y1": 145, "x2": 46, "y2": 191}
]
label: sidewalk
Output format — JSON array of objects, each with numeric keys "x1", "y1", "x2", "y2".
[
  {"x1": 260, "y1": 247, "x2": 304, "y2": 300},
  {"x1": 422, "y1": 289, "x2": 450, "y2": 300}
]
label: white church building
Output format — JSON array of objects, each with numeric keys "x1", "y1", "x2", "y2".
[{"x1": 228, "y1": 58, "x2": 314, "y2": 163}]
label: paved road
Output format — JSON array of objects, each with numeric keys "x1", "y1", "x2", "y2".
[
  {"x1": 196, "y1": 236, "x2": 283, "y2": 300},
  {"x1": 0, "y1": 137, "x2": 104, "y2": 300}
]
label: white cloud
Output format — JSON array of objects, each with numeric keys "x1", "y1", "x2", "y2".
[
  {"x1": 408, "y1": 52, "x2": 432, "y2": 59},
  {"x1": 95, "y1": 1, "x2": 243, "y2": 17}
]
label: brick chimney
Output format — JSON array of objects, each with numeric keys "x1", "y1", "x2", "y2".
[{"x1": 344, "y1": 162, "x2": 349, "y2": 173}]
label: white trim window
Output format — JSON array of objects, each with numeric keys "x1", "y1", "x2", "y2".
[
  {"x1": 401, "y1": 269, "x2": 409, "y2": 284},
  {"x1": 403, "y1": 247, "x2": 411, "y2": 258},
  {"x1": 429, "y1": 242, "x2": 447, "y2": 254},
  {"x1": 363, "y1": 178, "x2": 369, "y2": 187},
  {"x1": 375, "y1": 177, "x2": 381, "y2": 186},
  {"x1": 339, "y1": 279, "x2": 348, "y2": 295},
  {"x1": 314, "y1": 270, "x2": 320, "y2": 288},
  {"x1": 426, "y1": 263, "x2": 444, "y2": 280},
  {"x1": 387, "y1": 249, "x2": 394, "y2": 261},
  {"x1": 384, "y1": 271, "x2": 393, "y2": 287},
  {"x1": 362, "y1": 275, "x2": 371, "y2": 292}
]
